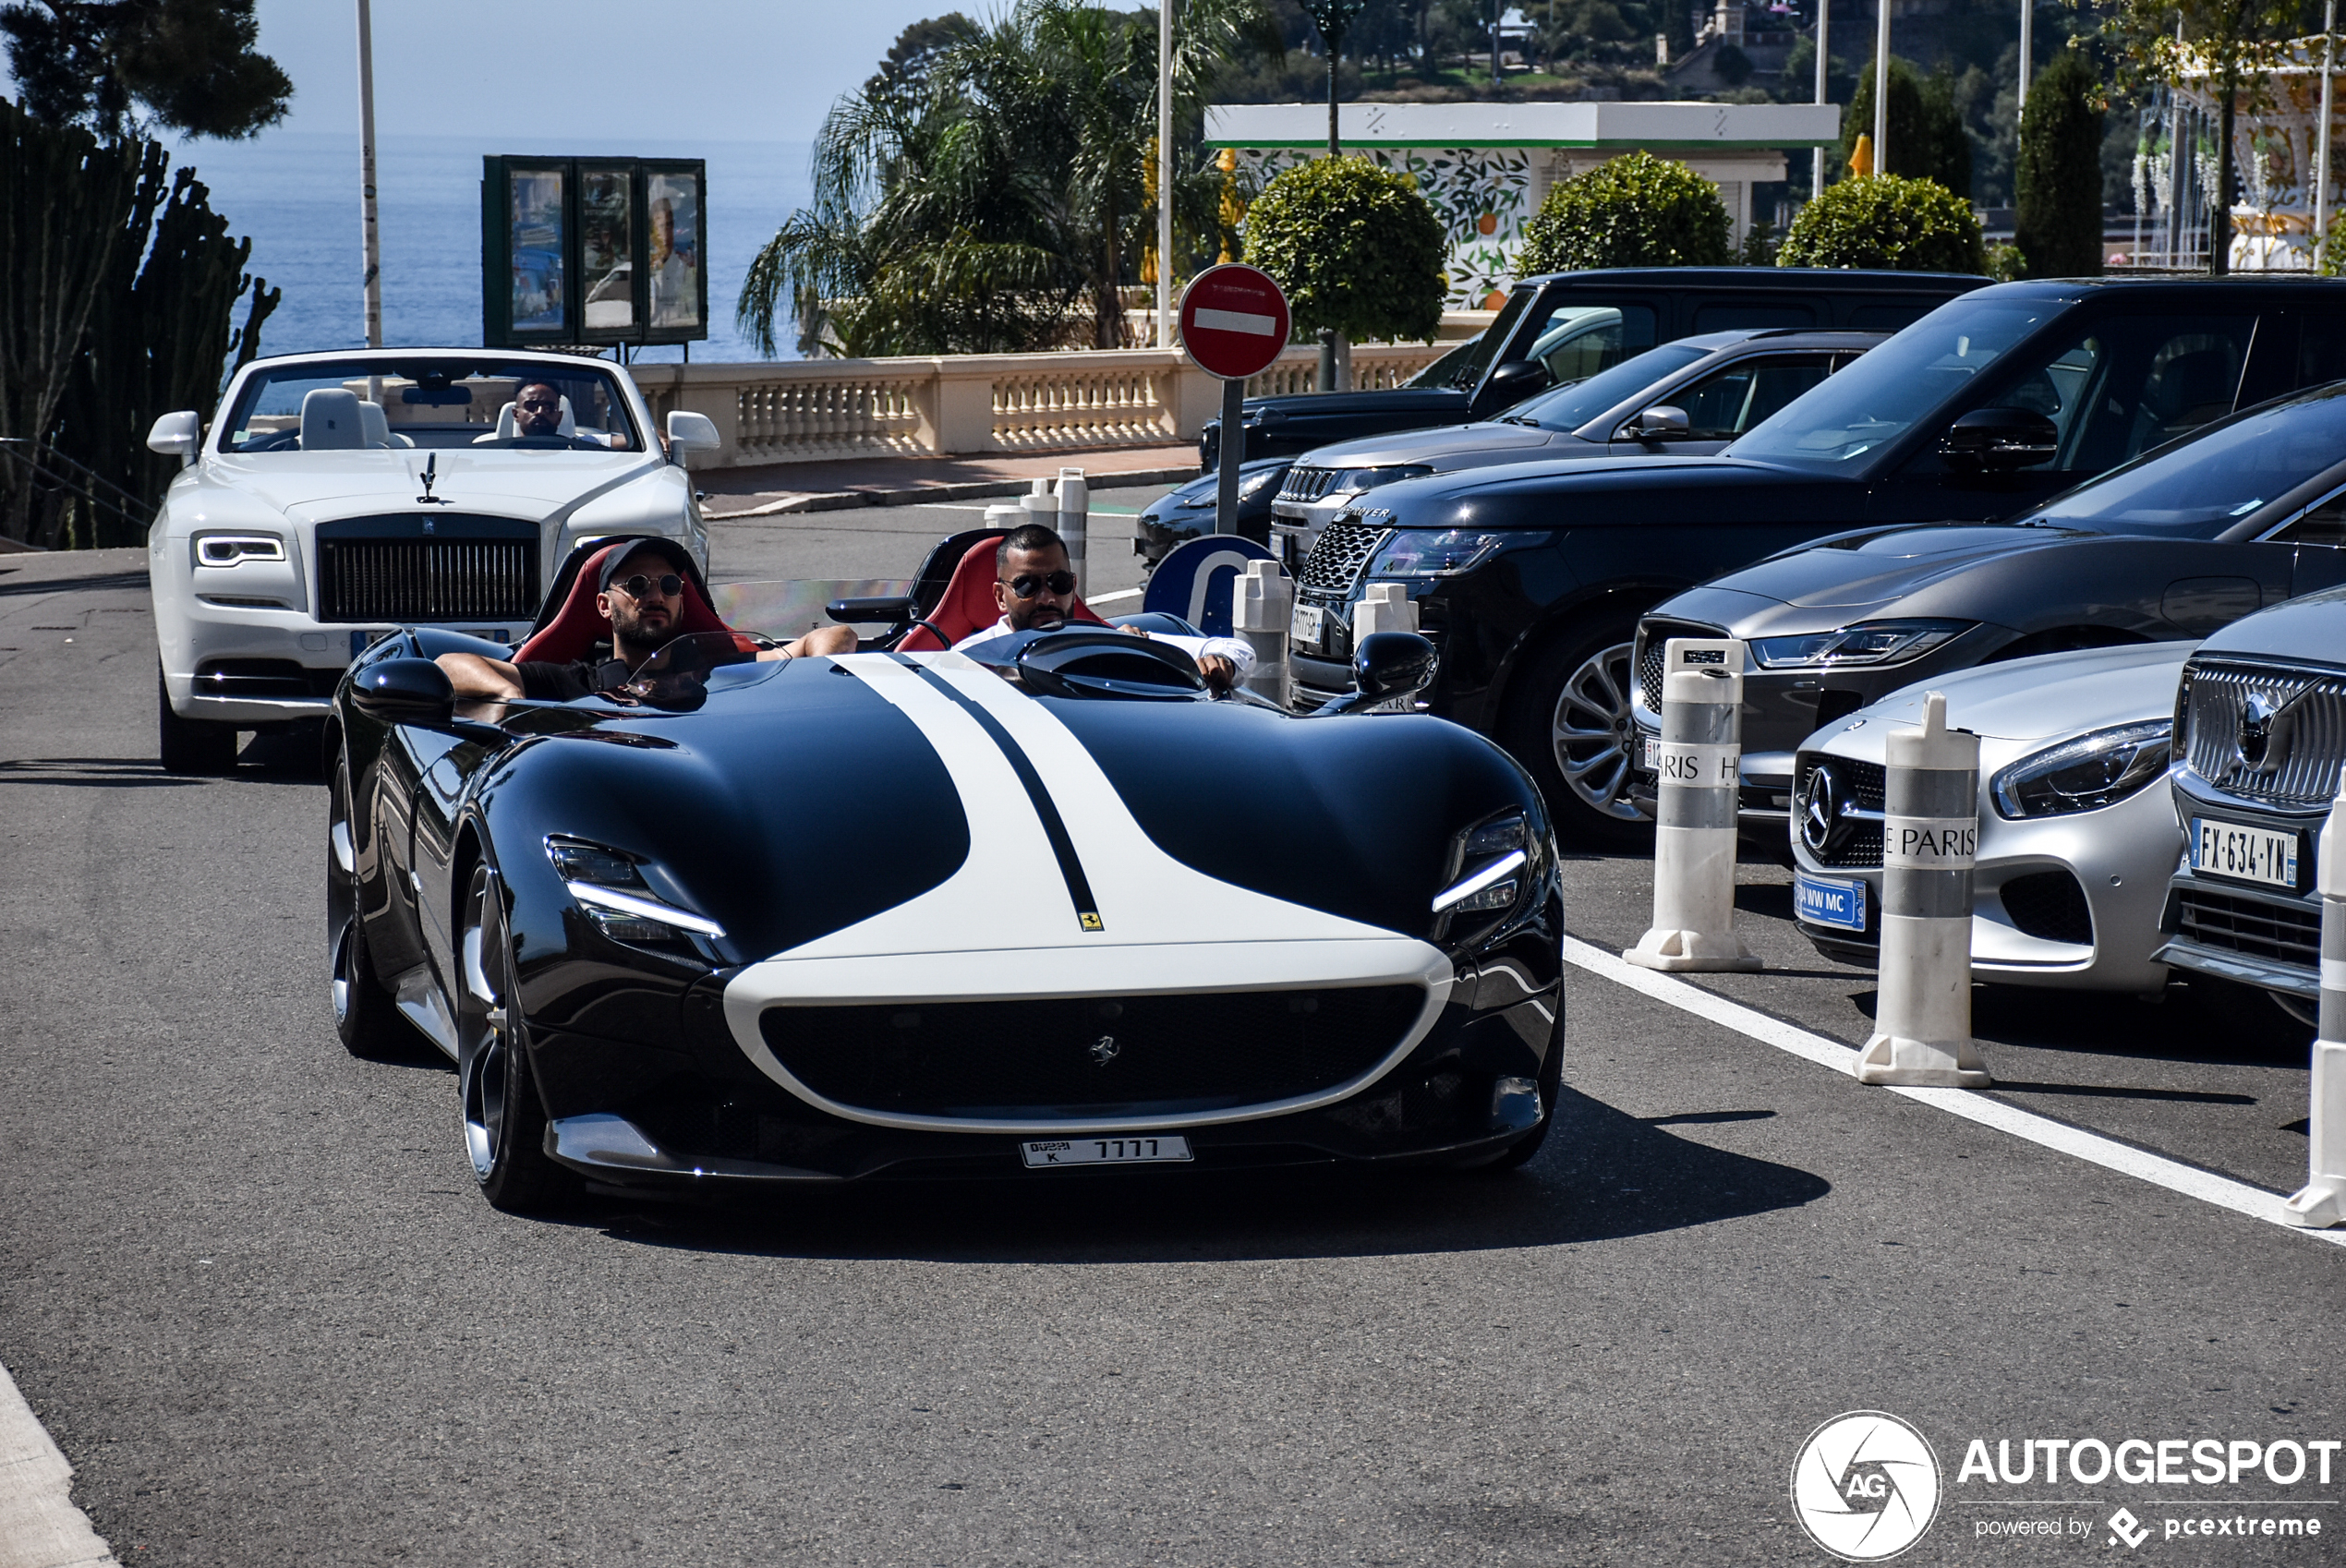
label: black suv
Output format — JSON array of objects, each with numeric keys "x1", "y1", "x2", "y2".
[
  {"x1": 1198, "y1": 267, "x2": 1984, "y2": 471},
  {"x1": 1285, "y1": 277, "x2": 2346, "y2": 842}
]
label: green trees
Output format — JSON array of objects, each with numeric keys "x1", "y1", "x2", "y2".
[
  {"x1": 1514, "y1": 151, "x2": 1731, "y2": 273},
  {"x1": 0, "y1": 0, "x2": 291, "y2": 139},
  {"x1": 1777, "y1": 175, "x2": 1989, "y2": 273},
  {"x1": 1842, "y1": 57, "x2": 1973, "y2": 199},
  {"x1": 742, "y1": 0, "x2": 1281, "y2": 357},
  {"x1": 2013, "y1": 52, "x2": 2105, "y2": 279},
  {"x1": 1241, "y1": 156, "x2": 1445, "y2": 344}
]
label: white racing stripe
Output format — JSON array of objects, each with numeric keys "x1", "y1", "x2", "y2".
[{"x1": 1560, "y1": 935, "x2": 2346, "y2": 1248}]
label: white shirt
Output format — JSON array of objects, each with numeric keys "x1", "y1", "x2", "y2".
[{"x1": 951, "y1": 617, "x2": 1256, "y2": 676}]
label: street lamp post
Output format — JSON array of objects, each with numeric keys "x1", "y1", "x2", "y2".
[
  {"x1": 1812, "y1": 0, "x2": 1831, "y2": 197},
  {"x1": 1872, "y1": 0, "x2": 1889, "y2": 176},
  {"x1": 2017, "y1": 0, "x2": 2031, "y2": 119},
  {"x1": 1158, "y1": 0, "x2": 1174, "y2": 347},
  {"x1": 2320, "y1": 0, "x2": 2338, "y2": 272},
  {"x1": 357, "y1": 0, "x2": 382, "y2": 350}
]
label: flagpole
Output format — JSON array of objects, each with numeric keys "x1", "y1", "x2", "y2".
[{"x1": 357, "y1": 0, "x2": 382, "y2": 349}]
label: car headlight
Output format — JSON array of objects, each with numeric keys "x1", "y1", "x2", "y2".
[
  {"x1": 1989, "y1": 720, "x2": 2171, "y2": 819},
  {"x1": 1433, "y1": 811, "x2": 1530, "y2": 914},
  {"x1": 546, "y1": 837, "x2": 725, "y2": 943},
  {"x1": 1747, "y1": 619, "x2": 1972, "y2": 669},
  {"x1": 1180, "y1": 466, "x2": 1287, "y2": 510},
  {"x1": 1369, "y1": 528, "x2": 1508, "y2": 578},
  {"x1": 194, "y1": 533, "x2": 286, "y2": 566}
]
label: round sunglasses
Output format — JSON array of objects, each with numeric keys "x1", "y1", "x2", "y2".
[{"x1": 612, "y1": 573, "x2": 683, "y2": 600}]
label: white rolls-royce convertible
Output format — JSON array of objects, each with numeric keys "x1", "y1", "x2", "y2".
[{"x1": 147, "y1": 348, "x2": 719, "y2": 772}]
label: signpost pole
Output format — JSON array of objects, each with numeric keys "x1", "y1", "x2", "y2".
[
  {"x1": 1215, "y1": 379, "x2": 1244, "y2": 536},
  {"x1": 356, "y1": 0, "x2": 382, "y2": 349},
  {"x1": 1157, "y1": 0, "x2": 1174, "y2": 347}
]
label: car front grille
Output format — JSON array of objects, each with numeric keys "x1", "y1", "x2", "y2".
[
  {"x1": 2179, "y1": 659, "x2": 2346, "y2": 808},
  {"x1": 759, "y1": 985, "x2": 1426, "y2": 1120},
  {"x1": 1277, "y1": 466, "x2": 1339, "y2": 503},
  {"x1": 1297, "y1": 517, "x2": 1389, "y2": 594},
  {"x1": 1793, "y1": 751, "x2": 1886, "y2": 868},
  {"x1": 2173, "y1": 884, "x2": 2321, "y2": 971},
  {"x1": 1637, "y1": 618, "x2": 1728, "y2": 713},
  {"x1": 317, "y1": 537, "x2": 538, "y2": 624},
  {"x1": 2001, "y1": 870, "x2": 2094, "y2": 947}
]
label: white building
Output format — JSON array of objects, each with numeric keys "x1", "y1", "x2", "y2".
[{"x1": 1204, "y1": 100, "x2": 1842, "y2": 308}]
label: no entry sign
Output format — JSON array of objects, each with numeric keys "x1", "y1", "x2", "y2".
[{"x1": 1178, "y1": 264, "x2": 1291, "y2": 381}]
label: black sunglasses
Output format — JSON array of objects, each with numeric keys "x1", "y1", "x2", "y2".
[
  {"x1": 1006, "y1": 570, "x2": 1077, "y2": 599},
  {"x1": 614, "y1": 573, "x2": 683, "y2": 599}
]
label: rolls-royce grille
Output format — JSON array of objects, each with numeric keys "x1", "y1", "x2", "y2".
[
  {"x1": 760, "y1": 985, "x2": 1426, "y2": 1119},
  {"x1": 2173, "y1": 885, "x2": 2321, "y2": 971},
  {"x1": 1794, "y1": 751, "x2": 1886, "y2": 868},
  {"x1": 1277, "y1": 466, "x2": 1338, "y2": 503},
  {"x1": 1297, "y1": 518, "x2": 1389, "y2": 594},
  {"x1": 318, "y1": 537, "x2": 538, "y2": 624},
  {"x1": 2180, "y1": 660, "x2": 2346, "y2": 808},
  {"x1": 1637, "y1": 619, "x2": 1728, "y2": 712}
]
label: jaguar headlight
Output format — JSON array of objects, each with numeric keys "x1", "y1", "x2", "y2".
[
  {"x1": 1748, "y1": 619, "x2": 1972, "y2": 669},
  {"x1": 1434, "y1": 811, "x2": 1530, "y2": 914},
  {"x1": 1370, "y1": 528, "x2": 1507, "y2": 579},
  {"x1": 1989, "y1": 720, "x2": 2171, "y2": 819},
  {"x1": 545, "y1": 837, "x2": 725, "y2": 944}
]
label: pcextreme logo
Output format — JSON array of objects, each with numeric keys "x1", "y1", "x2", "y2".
[{"x1": 1791, "y1": 1411, "x2": 1943, "y2": 1561}]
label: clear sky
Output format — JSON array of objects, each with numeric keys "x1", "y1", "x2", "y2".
[{"x1": 6, "y1": 0, "x2": 981, "y2": 145}]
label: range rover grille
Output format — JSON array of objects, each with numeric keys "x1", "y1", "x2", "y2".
[
  {"x1": 1637, "y1": 618, "x2": 1729, "y2": 713},
  {"x1": 2180, "y1": 660, "x2": 2346, "y2": 808},
  {"x1": 318, "y1": 537, "x2": 538, "y2": 624},
  {"x1": 1296, "y1": 517, "x2": 1389, "y2": 594},
  {"x1": 760, "y1": 985, "x2": 1425, "y2": 1120},
  {"x1": 2172, "y1": 885, "x2": 2321, "y2": 971},
  {"x1": 1277, "y1": 466, "x2": 1339, "y2": 503},
  {"x1": 1793, "y1": 751, "x2": 1886, "y2": 868}
]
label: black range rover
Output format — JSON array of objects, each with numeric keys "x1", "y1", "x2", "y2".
[{"x1": 2158, "y1": 586, "x2": 2346, "y2": 1025}]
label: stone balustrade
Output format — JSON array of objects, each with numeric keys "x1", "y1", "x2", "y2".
[{"x1": 628, "y1": 335, "x2": 1467, "y2": 469}]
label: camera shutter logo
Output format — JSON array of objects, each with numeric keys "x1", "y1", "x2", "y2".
[{"x1": 1789, "y1": 1411, "x2": 1941, "y2": 1561}]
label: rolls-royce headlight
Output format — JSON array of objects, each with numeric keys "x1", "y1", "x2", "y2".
[
  {"x1": 1748, "y1": 619, "x2": 1971, "y2": 669},
  {"x1": 194, "y1": 533, "x2": 287, "y2": 566},
  {"x1": 545, "y1": 837, "x2": 725, "y2": 943},
  {"x1": 1434, "y1": 811, "x2": 1530, "y2": 914},
  {"x1": 1369, "y1": 528, "x2": 1508, "y2": 578},
  {"x1": 1989, "y1": 720, "x2": 2171, "y2": 819}
]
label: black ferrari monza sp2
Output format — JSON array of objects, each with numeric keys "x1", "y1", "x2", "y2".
[{"x1": 326, "y1": 539, "x2": 1566, "y2": 1211}]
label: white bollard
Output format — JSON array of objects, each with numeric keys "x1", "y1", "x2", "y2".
[
  {"x1": 2283, "y1": 788, "x2": 2346, "y2": 1226},
  {"x1": 1856, "y1": 692, "x2": 1991, "y2": 1087},
  {"x1": 1627, "y1": 638, "x2": 1760, "y2": 972},
  {"x1": 1057, "y1": 465, "x2": 1088, "y2": 596},
  {"x1": 983, "y1": 501, "x2": 1023, "y2": 533},
  {"x1": 1231, "y1": 559, "x2": 1292, "y2": 707},
  {"x1": 1352, "y1": 584, "x2": 1420, "y2": 711},
  {"x1": 1019, "y1": 476, "x2": 1055, "y2": 523}
]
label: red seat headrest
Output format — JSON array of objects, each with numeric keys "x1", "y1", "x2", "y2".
[
  {"x1": 899, "y1": 534, "x2": 1109, "y2": 652},
  {"x1": 514, "y1": 540, "x2": 727, "y2": 666}
]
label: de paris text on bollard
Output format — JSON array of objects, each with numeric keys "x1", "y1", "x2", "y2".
[
  {"x1": 1627, "y1": 638, "x2": 1760, "y2": 972},
  {"x1": 2283, "y1": 787, "x2": 2346, "y2": 1226},
  {"x1": 1231, "y1": 559, "x2": 1292, "y2": 708},
  {"x1": 1855, "y1": 692, "x2": 1990, "y2": 1087}
]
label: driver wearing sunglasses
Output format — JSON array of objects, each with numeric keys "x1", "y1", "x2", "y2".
[
  {"x1": 437, "y1": 538, "x2": 854, "y2": 702},
  {"x1": 952, "y1": 524, "x2": 1253, "y2": 692}
]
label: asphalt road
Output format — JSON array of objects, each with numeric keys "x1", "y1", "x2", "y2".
[{"x1": 3, "y1": 513, "x2": 2342, "y2": 1568}]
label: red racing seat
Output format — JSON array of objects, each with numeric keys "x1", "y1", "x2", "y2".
[
  {"x1": 897, "y1": 534, "x2": 1110, "y2": 652},
  {"x1": 514, "y1": 539, "x2": 733, "y2": 665}
]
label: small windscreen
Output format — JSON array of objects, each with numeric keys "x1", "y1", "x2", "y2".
[
  {"x1": 2028, "y1": 381, "x2": 2346, "y2": 537},
  {"x1": 220, "y1": 357, "x2": 642, "y2": 453},
  {"x1": 1407, "y1": 290, "x2": 1529, "y2": 390},
  {"x1": 1506, "y1": 343, "x2": 1710, "y2": 431}
]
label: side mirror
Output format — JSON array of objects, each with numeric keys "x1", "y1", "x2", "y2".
[
  {"x1": 1479, "y1": 359, "x2": 1551, "y2": 410},
  {"x1": 1312, "y1": 632, "x2": 1439, "y2": 717},
  {"x1": 826, "y1": 595, "x2": 917, "y2": 623},
  {"x1": 147, "y1": 410, "x2": 201, "y2": 465},
  {"x1": 665, "y1": 410, "x2": 722, "y2": 459},
  {"x1": 1940, "y1": 406, "x2": 2059, "y2": 472},
  {"x1": 1622, "y1": 404, "x2": 1690, "y2": 442},
  {"x1": 349, "y1": 657, "x2": 456, "y2": 729}
]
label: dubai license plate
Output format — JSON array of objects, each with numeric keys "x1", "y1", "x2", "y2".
[
  {"x1": 1290, "y1": 603, "x2": 1324, "y2": 648},
  {"x1": 1021, "y1": 1135, "x2": 1192, "y2": 1169},
  {"x1": 1794, "y1": 870, "x2": 1868, "y2": 932},
  {"x1": 2190, "y1": 818, "x2": 2303, "y2": 890}
]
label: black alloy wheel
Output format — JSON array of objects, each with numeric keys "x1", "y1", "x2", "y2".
[
  {"x1": 1502, "y1": 616, "x2": 1652, "y2": 849},
  {"x1": 329, "y1": 754, "x2": 409, "y2": 1056},
  {"x1": 457, "y1": 862, "x2": 575, "y2": 1213},
  {"x1": 157, "y1": 665, "x2": 238, "y2": 774}
]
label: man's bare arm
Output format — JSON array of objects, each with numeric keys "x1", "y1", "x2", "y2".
[{"x1": 435, "y1": 652, "x2": 526, "y2": 700}]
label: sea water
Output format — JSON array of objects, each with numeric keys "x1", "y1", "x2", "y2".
[{"x1": 163, "y1": 132, "x2": 811, "y2": 362}]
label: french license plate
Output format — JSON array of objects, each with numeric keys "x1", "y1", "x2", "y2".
[
  {"x1": 1794, "y1": 870, "x2": 1868, "y2": 932},
  {"x1": 1021, "y1": 1135, "x2": 1192, "y2": 1169},
  {"x1": 2191, "y1": 818, "x2": 2303, "y2": 890},
  {"x1": 1289, "y1": 603, "x2": 1324, "y2": 648}
]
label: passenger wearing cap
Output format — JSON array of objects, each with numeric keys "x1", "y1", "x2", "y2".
[
  {"x1": 435, "y1": 539, "x2": 855, "y2": 702},
  {"x1": 952, "y1": 523, "x2": 1255, "y2": 694}
]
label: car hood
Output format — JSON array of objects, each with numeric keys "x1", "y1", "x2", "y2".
[
  {"x1": 1294, "y1": 422, "x2": 1583, "y2": 469},
  {"x1": 2193, "y1": 581, "x2": 2346, "y2": 668},
  {"x1": 1812, "y1": 641, "x2": 2194, "y2": 754},
  {"x1": 1243, "y1": 388, "x2": 1466, "y2": 423},
  {"x1": 200, "y1": 450, "x2": 663, "y2": 518},
  {"x1": 1708, "y1": 524, "x2": 2098, "y2": 611}
]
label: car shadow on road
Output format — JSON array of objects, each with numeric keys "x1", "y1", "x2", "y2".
[
  {"x1": 586, "y1": 1085, "x2": 1831, "y2": 1265},
  {"x1": 0, "y1": 570, "x2": 147, "y2": 597},
  {"x1": 0, "y1": 753, "x2": 319, "y2": 788}
]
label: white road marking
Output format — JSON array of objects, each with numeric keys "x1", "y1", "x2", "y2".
[
  {"x1": 1559, "y1": 935, "x2": 2346, "y2": 1248},
  {"x1": 1087, "y1": 588, "x2": 1141, "y2": 605},
  {"x1": 0, "y1": 1359, "x2": 118, "y2": 1567}
]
